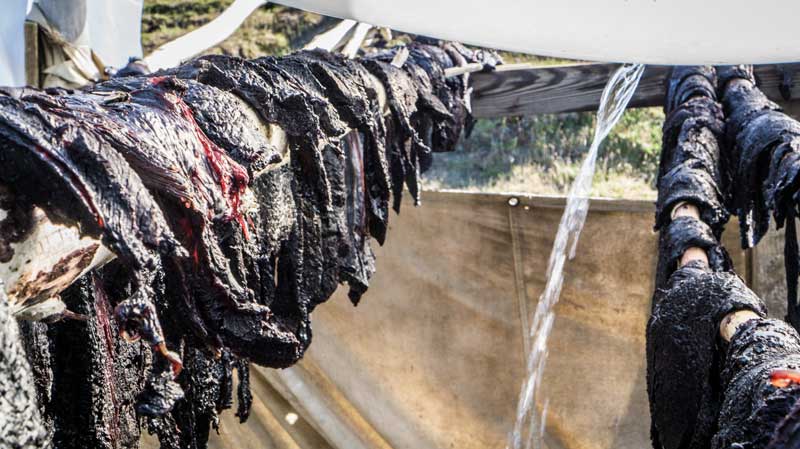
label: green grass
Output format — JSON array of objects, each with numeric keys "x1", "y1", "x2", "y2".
[
  {"x1": 426, "y1": 108, "x2": 661, "y2": 198},
  {"x1": 141, "y1": 1, "x2": 661, "y2": 199}
]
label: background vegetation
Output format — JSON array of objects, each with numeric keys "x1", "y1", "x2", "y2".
[{"x1": 142, "y1": 0, "x2": 662, "y2": 199}]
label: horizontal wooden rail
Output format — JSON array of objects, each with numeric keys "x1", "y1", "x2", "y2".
[{"x1": 470, "y1": 63, "x2": 800, "y2": 118}]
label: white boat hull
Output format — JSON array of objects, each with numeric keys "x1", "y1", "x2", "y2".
[{"x1": 276, "y1": 0, "x2": 800, "y2": 65}]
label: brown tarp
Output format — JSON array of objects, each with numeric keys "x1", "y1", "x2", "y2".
[{"x1": 143, "y1": 191, "x2": 749, "y2": 449}]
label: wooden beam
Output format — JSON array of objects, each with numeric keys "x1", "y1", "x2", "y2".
[
  {"x1": 24, "y1": 21, "x2": 39, "y2": 87},
  {"x1": 470, "y1": 63, "x2": 800, "y2": 118}
]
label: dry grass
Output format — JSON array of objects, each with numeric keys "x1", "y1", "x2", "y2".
[{"x1": 424, "y1": 161, "x2": 656, "y2": 199}]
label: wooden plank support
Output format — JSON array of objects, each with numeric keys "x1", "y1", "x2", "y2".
[
  {"x1": 24, "y1": 21, "x2": 39, "y2": 87},
  {"x1": 470, "y1": 63, "x2": 800, "y2": 118}
]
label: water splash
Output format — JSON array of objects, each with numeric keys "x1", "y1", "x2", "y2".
[{"x1": 507, "y1": 63, "x2": 645, "y2": 449}]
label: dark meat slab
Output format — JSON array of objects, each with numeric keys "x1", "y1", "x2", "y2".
[
  {"x1": 655, "y1": 67, "x2": 728, "y2": 237},
  {"x1": 652, "y1": 66, "x2": 730, "y2": 297},
  {"x1": 718, "y1": 65, "x2": 800, "y2": 331},
  {"x1": 0, "y1": 88, "x2": 183, "y2": 270},
  {"x1": 0, "y1": 40, "x2": 497, "y2": 448},
  {"x1": 648, "y1": 66, "x2": 739, "y2": 449},
  {"x1": 45, "y1": 273, "x2": 149, "y2": 449},
  {"x1": 714, "y1": 319, "x2": 800, "y2": 449},
  {"x1": 0, "y1": 284, "x2": 50, "y2": 449},
  {"x1": 648, "y1": 263, "x2": 765, "y2": 449},
  {"x1": 649, "y1": 65, "x2": 800, "y2": 449}
]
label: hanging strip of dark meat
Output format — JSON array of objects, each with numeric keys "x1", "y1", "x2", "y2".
[
  {"x1": 0, "y1": 40, "x2": 501, "y2": 448},
  {"x1": 713, "y1": 318, "x2": 800, "y2": 449},
  {"x1": 648, "y1": 66, "x2": 800, "y2": 449},
  {"x1": 0, "y1": 281, "x2": 49, "y2": 449},
  {"x1": 652, "y1": 66, "x2": 730, "y2": 290},
  {"x1": 717, "y1": 65, "x2": 800, "y2": 330},
  {"x1": 44, "y1": 273, "x2": 154, "y2": 449},
  {"x1": 648, "y1": 65, "x2": 748, "y2": 449}
]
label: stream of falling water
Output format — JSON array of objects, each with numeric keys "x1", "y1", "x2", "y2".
[{"x1": 507, "y1": 63, "x2": 645, "y2": 449}]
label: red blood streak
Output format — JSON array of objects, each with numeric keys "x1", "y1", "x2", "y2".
[
  {"x1": 770, "y1": 369, "x2": 800, "y2": 388},
  {"x1": 92, "y1": 274, "x2": 121, "y2": 443},
  {"x1": 148, "y1": 76, "x2": 169, "y2": 85},
  {"x1": 177, "y1": 217, "x2": 200, "y2": 266},
  {"x1": 150, "y1": 77, "x2": 250, "y2": 238}
]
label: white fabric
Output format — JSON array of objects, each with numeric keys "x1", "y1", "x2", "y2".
[
  {"x1": 145, "y1": 0, "x2": 266, "y2": 71},
  {"x1": 341, "y1": 22, "x2": 372, "y2": 58},
  {"x1": 0, "y1": 0, "x2": 32, "y2": 87},
  {"x1": 274, "y1": 0, "x2": 800, "y2": 64},
  {"x1": 85, "y1": 0, "x2": 144, "y2": 69},
  {"x1": 303, "y1": 19, "x2": 357, "y2": 52}
]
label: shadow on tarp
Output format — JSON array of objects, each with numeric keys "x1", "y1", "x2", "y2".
[{"x1": 143, "y1": 190, "x2": 749, "y2": 449}]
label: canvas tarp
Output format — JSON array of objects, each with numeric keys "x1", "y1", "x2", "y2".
[
  {"x1": 0, "y1": 0, "x2": 32, "y2": 87},
  {"x1": 142, "y1": 190, "x2": 749, "y2": 449},
  {"x1": 26, "y1": 0, "x2": 144, "y2": 88}
]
